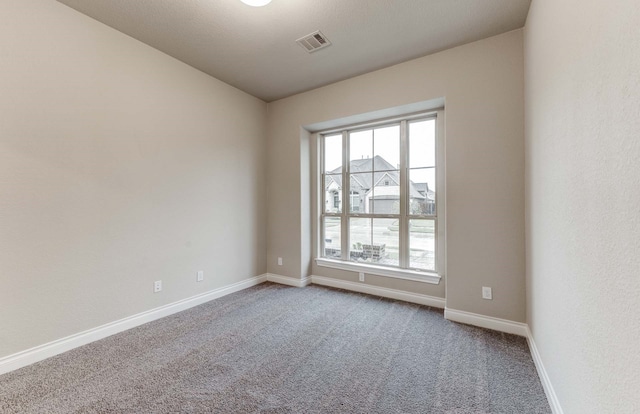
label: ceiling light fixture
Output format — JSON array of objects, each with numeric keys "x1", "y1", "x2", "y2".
[{"x1": 240, "y1": 0, "x2": 271, "y2": 6}]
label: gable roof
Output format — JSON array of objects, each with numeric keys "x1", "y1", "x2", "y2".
[
  {"x1": 326, "y1": 155, "x2": 426, "y2": 199},
  {"x1": 347, "y1": 155, "x2": 397, "y2": 173},
  {"x1": 413, "y1": 183, "x2": 435, "y2": 201}
]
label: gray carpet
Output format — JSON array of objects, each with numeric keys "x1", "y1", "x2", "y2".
[{"x1": 0, "y1": 283, "x2": 550, "y2": 413}]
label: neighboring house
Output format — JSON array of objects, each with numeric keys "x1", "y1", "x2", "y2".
[
  {"x1": 413, "y1": 182, "x2": 436, "y2": 215},
  {"x1": 325, "y1": 155, "x2": 434, "y2": 214}
]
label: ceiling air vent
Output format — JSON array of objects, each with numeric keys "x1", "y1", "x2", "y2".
[{"x1": 296, "y1": 31, "x2": 331, "y2": 53}]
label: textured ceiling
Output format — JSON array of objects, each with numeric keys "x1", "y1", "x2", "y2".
[{"x1": 56, "y1": 0, "x2": 531, "y2": 102}]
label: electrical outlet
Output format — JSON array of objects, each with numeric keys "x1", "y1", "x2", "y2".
[
  {"x1": 359, "y1": 272, "x2": 365, "y2": 282},
  {"x1": 482, "y1": 286, "x2": 492, "y2": 300},
  {"x1": 197, "y1": 271, "x2": 204, "y2": 282},
  {"x1": 277, "y1": 257, "x2": 283, "y2": 266},
  {"x1": 154, "y1": 280, "x2": 162, "y2": 293}
]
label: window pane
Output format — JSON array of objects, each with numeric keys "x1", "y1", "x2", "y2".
[
  {"x1": 349, "y1": 217, "x2": 371, "y2": 263},
  {"x1": 373, "y1": 218, "x2": 399, "y2": 267},
  {"x1": 324, "y1": 174, "x2": 342, "y2": 213},
  {"x1": 350, "y1": 173, "x2": 370, "y2": 213},
  {"x1": 409, "y1": 219, "x2": 435, "y2": 270},
  {"x1": 409, "y1": 168, "x2": 436, "y2": 215},
  {"x1": 409, "y1": 119, "x2": 436, "y2": 168},
  {"x1": 350, "y1": 129, "x2": 373, "y2": 170},
  {"x1": 323, "y1": 217, "x2": 341, "y2": 259},
  {"x1": 324, "y1": 134, "x2": 342, "y2": 173},
  {"x1": 371, "y1": 171, "x2": 400, "y2": 214},
  {"x1": 374, "y1": 125, "x2": 400, "y2": 170}
]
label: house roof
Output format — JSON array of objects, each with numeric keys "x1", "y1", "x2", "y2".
[
  {"x1": 326, "y1": 155, "x2": 426, "y2": 199},
  {"x1": 347, "y1": 155, "x2": 397, "y2": 173},
  {"x1": 413, "y1": 183, "x2": 435, "y2": 201}
]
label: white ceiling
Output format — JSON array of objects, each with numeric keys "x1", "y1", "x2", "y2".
[{"x1": 56, "y1": 0, "x2": 531, "y2": 102}]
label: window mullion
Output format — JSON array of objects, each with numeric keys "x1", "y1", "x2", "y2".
[
  {"x1": 435, "y1": 110, "x2": 445, "y2": 275},
  {"x1": 341, "y1": 130, "x2": 349, "y2": 261},
  {"x1": 320, "y1": 134, "x2": 326, "y2": 259},
  {"x1": 399, "y1": 120, "x2": 409, "y2": 268}
]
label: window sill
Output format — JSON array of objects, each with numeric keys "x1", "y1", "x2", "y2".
[{"x1": 315, "y1": 258, "x2": 441, "y2": 285}]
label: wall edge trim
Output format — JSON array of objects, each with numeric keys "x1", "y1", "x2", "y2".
[
  {"x1": 526, "y1": 326, "x2": 564, "y2": 414},
  {"x1": 310, "y1": 275, "x2": 445, "y2": 308},
  {"x1": 266, "y1": 273, "x2": 312, "y2": 287},
  {"x1": 444, "y1": 307, "x2": 528, "y2": 336},
  {"x1": 0, "y1": 274, "x2": 268, "y2": 375}
]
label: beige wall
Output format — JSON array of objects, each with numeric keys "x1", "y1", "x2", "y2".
[
  {"x1": 0, "y1": 0, "x2": 267, "y2": 358},
  {"x1": 267, "y1": 30, "x2": 526, "y2": 322},
  {"x1": 524, "y1": 1, "x2": 640, "y2": 412}
]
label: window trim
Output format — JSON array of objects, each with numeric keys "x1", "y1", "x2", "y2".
[
  {"x1": 315, "y1": 257, "x2": 441, "y2": 284},
  {"x1": 316, "y1": 109, "x2": 445, "y2": 284}
]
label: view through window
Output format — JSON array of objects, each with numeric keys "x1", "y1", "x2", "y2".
[{"x1": 320, "y1": 114, "x2": 440, "y2": 274}]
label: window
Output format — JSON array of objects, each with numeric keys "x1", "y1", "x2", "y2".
[
  {"x1": 349, "y1": 191, "x2": 360, "y2": 212},
  {"x1": 317, "y1": 111, "x2": 444, "y2": 283}
]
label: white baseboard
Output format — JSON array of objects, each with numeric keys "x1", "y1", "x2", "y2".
[
  {"x1": 444, "y1": 307, "x2": 528, "y2": 337},
  {"x1": 526, "y1": 327, "x2": 564, "y2": 414},
  {"x1": 0, "y1": 271, "x2": 562, "y2": 414},
  {"x1": 0, "y1": 274, "x2": 268, "y2": 376},
  {"x1": 444, "y1": 309, "x2": 560, "y2": 412},
  {"x1": 310, "y1": 275, "x2": 446, "y2": 308},
  {"x1": 266, "y1": 273, "x2": 311, "y2": 287}
]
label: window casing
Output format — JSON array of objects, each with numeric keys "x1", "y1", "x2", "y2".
[{"x1": 317, "y1": 111, "x2": 444, "y2": 284}]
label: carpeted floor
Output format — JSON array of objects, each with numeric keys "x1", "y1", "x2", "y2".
[{"x1": 1, "y1": 282, "x2": 551, "y2": 413}]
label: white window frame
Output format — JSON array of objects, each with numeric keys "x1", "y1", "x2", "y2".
[{"x1": 315, "y1": 110, "x2": 445, "y2": 284}]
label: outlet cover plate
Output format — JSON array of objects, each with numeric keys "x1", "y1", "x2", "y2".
[{"x1": 482, "y1": 286, "x2": 492, "y2": 300}]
